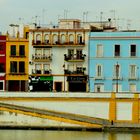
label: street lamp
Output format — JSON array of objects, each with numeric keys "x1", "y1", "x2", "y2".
[
  {"x1": 116, "y1": 62, "x2": 119, "y2": 93},
  {"x1": 63, "y1": 63, "x2": 66, "y2": 92}
]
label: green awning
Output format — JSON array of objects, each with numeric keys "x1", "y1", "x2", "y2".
[{"x1": 40, "y1": 76, "x2": 53, "y2": 81}]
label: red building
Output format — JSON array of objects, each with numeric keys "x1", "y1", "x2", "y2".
[{"x1": 0, "y1": 35, "x2": 6, "y2": 91}]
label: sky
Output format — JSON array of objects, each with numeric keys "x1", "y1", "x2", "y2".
[{"x1": 0, "y1": 0, "x2": 140, "y2": 33}]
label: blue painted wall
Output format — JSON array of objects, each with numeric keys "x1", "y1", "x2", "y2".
[{"x1": 89, "y1": 32, "x2": 140, "y2": 92}]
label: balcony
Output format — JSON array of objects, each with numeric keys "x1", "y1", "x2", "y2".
[
  {"x1": 10, "y1": 54, "x2": 26, "y2": 58},
  {"x1": 32, "y1": 69, "x2": 52, "y2": 75},
  {"x1": 130, "y1": 52, "x2": 136, "y2": 57},
  {"x1": 64, "y1": 67, "x2": 86, "y2": 75},
  {"x1": 112, "y1": 76, "x2": 123, "y2": 80},
  {"x1": 9, "y1": 71, "x2": 26, "y2": 75},
  {"x1": 64, "y1": 54, "x2": 86, "y2": 62},
  {"x1": 32, "y1": 54, "x2": 52, "y2": 62},
  {"x1": 32, "y1": 40, "x2": 85, "y2": 47}
]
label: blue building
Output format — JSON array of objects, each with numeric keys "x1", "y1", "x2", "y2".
[{"x1": 89, "y1": 32, "x2": 140, "y2": 93}]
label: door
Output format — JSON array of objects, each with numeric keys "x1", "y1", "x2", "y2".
[{"x1": 55, "y1": 82, "x2": 62, "y2": 92}]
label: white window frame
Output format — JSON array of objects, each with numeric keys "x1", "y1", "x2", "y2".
[
  {"x1": 96, "y1": 64, "x2": 102, "y2": 78},
  {"x1": 129, "y1": 65, "x2": 136, "y2": 79},
  {"x1": 94, "y1": 83, "x2": 104, "y2": 92},
  {"x1": 129, "y1": 83, "x2": 136, "y2": 92},
  {"x1": 96, "y1": 44, "x2": 103, "y2": 57}
]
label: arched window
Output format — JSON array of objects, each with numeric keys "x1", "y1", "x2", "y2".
[
  {"x1": 77, "y1": 34, "x2": 83, "y2": 44},
  {"x1": 53, "y1": 34, "x2": 58, "y2": 44},
  {"x1": 44, "y1": 34, "x2": 50, "y2": 44},
  {"x1": 61, "y1": 34, "x2": 66, "y2": 44},
  {"x1": 69, "y1": 34, "x2": 74, "y2": 44},
  {"x1": 36, "y1": 34, "x2": 41, "y2": 44}
]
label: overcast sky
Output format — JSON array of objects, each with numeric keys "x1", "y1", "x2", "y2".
[{"x1": 0, "y1": 0, "x2": 140, "y2": 33}]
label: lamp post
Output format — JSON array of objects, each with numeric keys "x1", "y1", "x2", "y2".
[
  {"x1": 63, "y1": 63, "x2": 65, "y2": 92},
  {"x1": 116, "y1": 62, "x2": 119, "y2": 93}
]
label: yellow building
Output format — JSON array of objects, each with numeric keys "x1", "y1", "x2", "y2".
[{"x1": 6, "y1": 26, "x2": 29, "y2": 91}]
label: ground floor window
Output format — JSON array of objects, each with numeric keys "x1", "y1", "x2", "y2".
[
  {"x1": 94, "y1": 83, "x2": 104, "y2": 92},
  {"x1": 129, "y1": 84, "x2": 136, "y2": 92},
  {"x1": 0, "y1": 81, "x2": 4, "y2": 91},
  {"x1": 8, "y1": 80, "x2": 27, "y2": 91}
]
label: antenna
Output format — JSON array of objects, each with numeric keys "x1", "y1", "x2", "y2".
[
  {"x1": 100, "y1": 11, "x2": 103, "y2": 27},
  {"x1": 110, "y1": 10, "x2": 116, "y2": 27}
]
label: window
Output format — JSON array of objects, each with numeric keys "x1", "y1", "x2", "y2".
[
  {"x1": 35, "y1": 64, "x2": 42, "y2": 74},
  {"x1": 129, "y1": 84, "x2": 136, "y2": 92},
  {"x1": 0, "y1": 81, "x2": 4, "y2": 91},
  {"x1": 94, "y1": 84, "x2": 104, "y2": 92},
  {"x1": 36, "y1": 34, "x2": 41, "y2": 44},
  {"x1": 96, "y1": 65, "x2": 102, "y2": 77},
  {"x1": 114, "y1": 64, "x2": 120, "y2": 78},
  {"x1": 114, "y1": 45, "x2": 120, "y2": 57},
  {"x1": 61, "y1": 35, "x2": 66, "y2": 44},
  {"x1": 10, "y1": 61, "x2": 17, "y2": 73},
  {"x1": 129, "y1": 65, "x2": 136, "y2": 79},
  {"x1": 77, "y1": 34, "x2": 82, "y2": 44},
  {"x1": 0, "y1": 63, "x2": 5, "y2": 72},
  {"x1": 69, "y1": 35, "x2": 74, "y2": 44},
  {"x1": 130, "y1": 45, "x2": 136, "y2": 57},
  {"x1": 19, "y1": 45, "x2": 25, "y2": 56},
  {"x1": 10, "y1": 45, "x2": 16, "y2": 56},
  {"x1": 19, "y1": 61, "x2": 25, "y2": 73},
  {"x1": 96, "y1": 44, "x2": 103, "y2": 57},
  {"x1": 68, "y1": 49, "x2": 74, "y2": 59},
  {"x1": 0, "y1": 44, "x2": 4, "y2": 51},
  {"x1": 76, "y1": 49, "x2": 82, "y2": 59}
]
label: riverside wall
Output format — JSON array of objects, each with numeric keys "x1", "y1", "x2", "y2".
[{"x1": 0, "y1": 92, "x2": 139, "y2": 129}]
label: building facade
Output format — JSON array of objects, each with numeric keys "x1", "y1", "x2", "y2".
[
  {"x1": 0, "y1": 35, "x2": 6, "y2": 91},
  {"x1": 89, "y1": 32, "x2": 140, "y2": 93},
  {"x1": 29, "y1": 19, "x2": 89, "y2": 92},
  {"x1": 6, "y1": 26, "x2": 29, "y2": 91}
]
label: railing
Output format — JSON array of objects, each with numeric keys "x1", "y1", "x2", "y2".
[
  {"x1": 32, "y1": 40, "x2": 85, "y2": 46},
  {"x1": 64, "y1": 54, "x2": 86, "y2": 61},
  {"x1": 32, "y1": 54, "x2": 52, "y2": 61},
  {"x1": 9, "y1": 71, "x2": 26, "y2": 75},
  {"x1": 64, "y1": 67, "x2": 86, "y2": 75},
  {"x1": 130, "y1": 52, "x2": 136, "y2": 57},
  {"x1": 114, "y1": 52, "x2": 120, "y2": 57},
  {"x1": 32, "y1": 69, "x2": 52, "y2": 75}
]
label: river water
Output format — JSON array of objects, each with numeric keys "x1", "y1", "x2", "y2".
[{"x1": 0, "y1": 130, "x2": 140, "y2": 140}]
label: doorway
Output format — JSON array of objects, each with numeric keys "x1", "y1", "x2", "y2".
[{"x1": 55, "y1": 82, "x2": 62, "y2": 92}]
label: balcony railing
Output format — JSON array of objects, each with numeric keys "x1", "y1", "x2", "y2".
[
  {"x1": 32, "y1": 40, "x2": 85, "y2": 46},
  {"x1": 64, "y1": 54, "x2": 86, "y2": 61},
  {"x1": 130, "y1": 52, "x2": 136, "y2": 57},
  {"x1": 32, "y1": 69, "x2": 52, "y2": 75},
  {"x1": 64, "y1": 67, "x2": 86, "y2": 75},
  {"x1": 9, "y1": 71, "x2": 26, "y2": 75},
  {"x1": 32, "y1": 54, "x2": 52, "y2": 61}
]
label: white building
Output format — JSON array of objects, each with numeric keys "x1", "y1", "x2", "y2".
[{"x1": 29, "y1": 19, "x2": 89, "y2": 92}]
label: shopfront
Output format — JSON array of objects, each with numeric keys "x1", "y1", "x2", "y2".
[
  {"x1": 29, "y1": 76, "x2": 53, "y2": 92},
  {"x1": 67, "y1": 76, "x2": 87, "y2": 92}
]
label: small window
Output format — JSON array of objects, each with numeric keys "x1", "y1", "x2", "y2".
[
  {"x1": 130, "y1": 45, "x2": 136, "y2": 57},
  {"x1": 129, "y1": 84, "x2": 136, "y2": 92},
  {"x1": 94, "y1": 84, "x2": 104, "y2": 92},
  {"x1": 19, "y1": 45, "x2": 25, "y2": 56},
  {"x1": 10, "y1": 45, "x2": 16, "y2": 56},
  {"x1": 0, "y1": 81, "x2": 4, "y2": 90},
  {"x1": 114, "y1": 45, "x2": 120, "y2": 57},
  {"x1": 0, "y1": 63, "x2": 5, "y2": 72}
]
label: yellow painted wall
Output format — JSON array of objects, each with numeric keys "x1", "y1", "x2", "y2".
[{"x1": 6, "y1": 38, "x2": 29, "y2": 81}]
